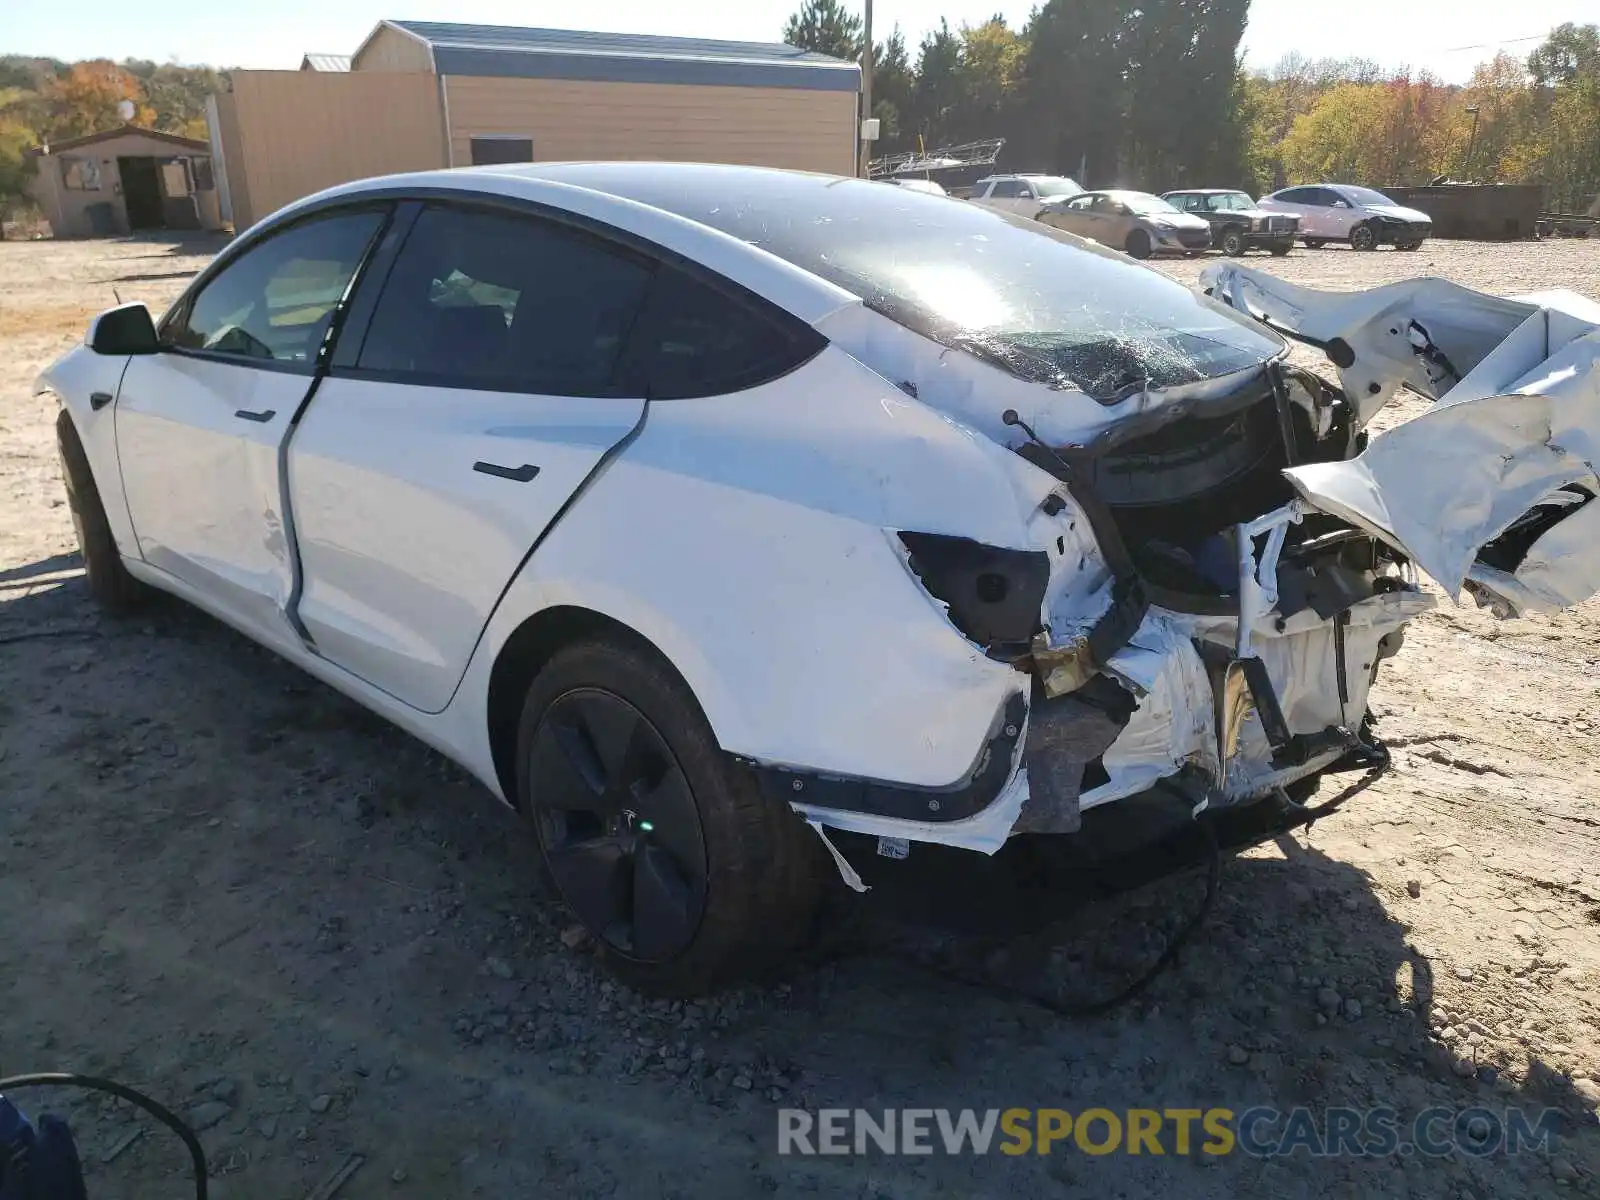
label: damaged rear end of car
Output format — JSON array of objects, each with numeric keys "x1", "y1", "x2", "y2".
[
  {"x1": 777, "y1": 205, "x2": 1600, "y2": 880},
  {"x1": 572, "y1": 167, "x2": 1600, "y2": 897}
]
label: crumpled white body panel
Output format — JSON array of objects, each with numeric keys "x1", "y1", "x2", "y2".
[{"x1": 1203, "y1": 264, "x2": 1600, "y2": 615}]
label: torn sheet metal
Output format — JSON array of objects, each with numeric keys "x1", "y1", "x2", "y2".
[
  {"x1": 1084, "y1": 610, "x2": 1218, "y2": 807},
  {"x1": 1465, "y1": 498, "x2": 1600, "y2": 615},
  {"x1": 1285, "y1": 348, "x2": 1600, "y2": 608},
  {"x1": 1205, "y1": 263, "x2": 1600, "y2": 615},
  {"x1": 1194, "y1": 591, "x2": 1434, "y2": 797},
  {"x1": 1200, "y1": 264, "x2": 1537, "y2": 422}
]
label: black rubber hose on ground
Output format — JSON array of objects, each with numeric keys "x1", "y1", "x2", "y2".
[{"x1": 0, "y1": 1073, "x2": 206, "y2": 1200}]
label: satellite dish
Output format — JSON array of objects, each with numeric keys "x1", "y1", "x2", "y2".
[{"x1": 117, "y1": 99, "x2": 135, "y2": 122}]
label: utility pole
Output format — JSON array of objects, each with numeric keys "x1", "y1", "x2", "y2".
[
  {"x1": 859, "y1": 0, "x2": 874, "y2": 177},
  {"x1": 1463, "y1": 106, "x2": 1481, "y2": 181}
]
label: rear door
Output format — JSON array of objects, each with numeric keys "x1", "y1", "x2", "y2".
[
  {"x1": 1316, "y1": 187, "x2": 1360, "y2": 237},
  {"x1": 115, "y1": 207, "x2": 388, "y2": 640},
  {"x1": 286, "y1": 202, "x2": 654, "y2": 712},
  {"x1": 1266, "y1": 188, "x2": 1318, "y2": 233}
]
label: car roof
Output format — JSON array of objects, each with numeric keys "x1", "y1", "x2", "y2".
[
  {"x1": 260, "y1": 162, "x2": 876, "y2": 326},
  {"x1": 1163, "y1": 188, "x2": 1249, "y2": 195}
]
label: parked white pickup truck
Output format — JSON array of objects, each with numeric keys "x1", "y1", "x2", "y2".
[{"x1": 968, "y1": 174, "x2": 1083, "y2": 219}]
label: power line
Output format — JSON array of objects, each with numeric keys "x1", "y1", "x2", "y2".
[{"x1": 1441, "y1": 33, "x2": 1551, "y2": 53}]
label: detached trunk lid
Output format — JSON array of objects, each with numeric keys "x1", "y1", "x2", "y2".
[{"x1": 1283, "y1": 293, "x2": 1600, "y2": 614}]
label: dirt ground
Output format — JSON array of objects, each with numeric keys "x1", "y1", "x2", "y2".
[{"x1": 2, "y1": 233, "x2": 1598, "y2": 1200}]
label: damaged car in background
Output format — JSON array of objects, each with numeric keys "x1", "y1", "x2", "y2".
[{"x1": 39, "y1": 163, "x2": 1600, "y2": 996}]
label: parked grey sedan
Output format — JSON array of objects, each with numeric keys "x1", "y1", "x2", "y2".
[
  {"x1": 1161, "y1": 189, "x2": 1298, "y2": 256},
  {"x1": 1036, "y1": 190, "x2": 1212, "y2": 259}
]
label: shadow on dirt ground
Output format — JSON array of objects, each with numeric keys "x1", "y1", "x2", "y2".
[{"x1": 2, "y1": 557, "x2": 1596, "y2": 1199}]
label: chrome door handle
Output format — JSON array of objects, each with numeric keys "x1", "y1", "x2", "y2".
[
  {"x1": 235, "y1": 408, "x2": 276, "y2": 422},
  {"x1": 90, "y1": 391, "x2": 114, "y2": 411},
  {"x1": 473, "y1": 462, "x2": 540, "y2": 482}
]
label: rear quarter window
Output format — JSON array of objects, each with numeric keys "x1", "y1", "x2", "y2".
[{"x1": 616, "y1": 265, "x2": 825, "y2": 400}]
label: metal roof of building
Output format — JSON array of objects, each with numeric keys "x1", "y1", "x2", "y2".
[
  {"x1": 371, "y1": 20, "x2": 860, "y2": 92},
  {"x1": 301, "y1": 54, "x2": 352, "y2": 71}
]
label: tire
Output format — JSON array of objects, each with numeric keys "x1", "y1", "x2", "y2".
[
  {"x1": 1304, "y1": 237, "x2": 1325, "y2": 249},
  {"x1": 516, "y1": 635, "x2": 823, "y2": 996},
  {"x1": 55, "y1": 409, "x2": 144, "y2": 614},
  {"x1": 1125, "y1": 229, "x2": 1152, "y2": 260},
  {"x1": 1269, "y1": 243, "x2": 1292, "y2": 257},
  {"x1": 1349, "y1": 222, "x2": 1378, "y2": 251},
  {"x1": 1219, "y1": 226, "x2": 1247, "y2": 257},
  {"x1": 1396, "y1": 240, "x2": 1423, "y2": 252}
]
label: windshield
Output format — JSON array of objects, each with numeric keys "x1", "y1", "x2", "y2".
[
  {"x1": 1208, "y1": 193, "x2": 1255, "y2": 211},
  {"x1": 541, "y1": 165, "x2": 1283, "y2": 399},
  {"x1": 1339, "y1": 186, "x2": 1396, "y2": 206},
  {"x1": 1119, "y1": 193, "x2": 1181, "y2": 216},
  {"x1": 1027, "y1": 176, "x2": 1081, "y2": 197}
]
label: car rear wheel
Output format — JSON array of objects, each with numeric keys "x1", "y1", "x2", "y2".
[
  {"x1": 55, "y1": 410, "x2": 145, "y2": 614},
  {"x1": 1125, "y1": 229, "x2": 1152, "y2": 260},
  {"x1": 1350, "y1": 223, "x2": 1378, "y2": 251},
  {"x1": 516, "y1": 635, "x2": 823, "y2": 996},
  {"x1": 1220, "y1": 227, "x2": 1247, "y2": 257},
  {"x1": 1269, "y1": 241, "x2": 1292, "y2": 257}
]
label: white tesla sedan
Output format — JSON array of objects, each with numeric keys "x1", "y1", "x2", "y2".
[{"x1": 39, "y1": 163, "x2": 1600, "y2": 995}]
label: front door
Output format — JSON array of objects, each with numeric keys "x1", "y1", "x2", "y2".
[
  {"x1": 115, "y1": 207, "x2": 389, "y2": 640},
  {"x1": 287, "y1": 203, "x2": 655, "y2": 712},
  {"x1": 117, "y1": 157, "x2": 165, "y2": 230}
]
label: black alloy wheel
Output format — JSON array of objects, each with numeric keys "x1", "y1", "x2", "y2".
[
  {"x1": 1220, "y1": 226, "x2": 1247, "y2": 256},
  {"x1": 1350, "y1": 222, "x2": 1378, "y2": 251},
  {"x1": 526, "y1": 688, "x2": 708, "y2": 961}
]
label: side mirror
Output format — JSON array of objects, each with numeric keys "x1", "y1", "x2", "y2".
[
  {"x1": 88, "y1": 303, "x2": 159, "y2": 355},
  {"x1": 1332, "y1": 199, "x2": 1351, "y2": 209}
]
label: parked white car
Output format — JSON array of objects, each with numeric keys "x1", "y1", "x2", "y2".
[
  {"x1": 1257, "y1": 184, "x2": 1432, "y2": 251},
  {"x1": 968, "y1": 173, "x2": 1083, "y2": 218},
  {"x1": 40, "y1": 163, "x2": 1600, "y2": 995}
]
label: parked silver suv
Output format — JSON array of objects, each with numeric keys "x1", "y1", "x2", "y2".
[{"x1": 968, "y1": 174, "x2": 1083, "y2": 219}]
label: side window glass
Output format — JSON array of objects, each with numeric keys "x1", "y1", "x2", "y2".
[
  {"x1": 990, "y1": 180, "x2": 1022, "y2": 198},
  {"x1": 617, "y1": 265, "x2": 823, "y2": 400},
  {"x1": 164, "y1": 211, "x2": 384, "y2": 365},
  {"x1": 1066, "y1": 195, "x2": 1094, "y2": 211},
  {"x1": 1276, "y1": 188, "x2": 1306, "y2": 204},
  {"x1": 357, "y1": 206, "x2": 652, "y2": 395}
]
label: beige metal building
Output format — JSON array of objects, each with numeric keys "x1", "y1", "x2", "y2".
[
  {"x1": 27, "y1": 125, "x2": 224, "y2": 238},
  {"x1": 213, "y1": 20, "x2": 861, "y2": 229}
]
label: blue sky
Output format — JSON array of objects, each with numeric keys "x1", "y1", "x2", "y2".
[{"x1": 7, "y1": 0, "x2": 1590, "y2": 83}]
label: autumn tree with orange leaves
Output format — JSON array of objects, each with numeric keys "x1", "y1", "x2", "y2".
[{"x1": 40, "y1": 60, "x2": 154, "y2": 142}]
